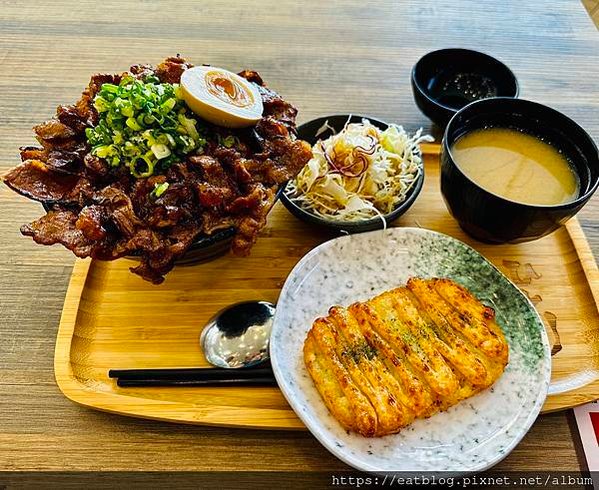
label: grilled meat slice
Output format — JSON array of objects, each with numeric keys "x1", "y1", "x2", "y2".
[{"x1": 4, "y1": 160, "x2": 84, "y2": 203}]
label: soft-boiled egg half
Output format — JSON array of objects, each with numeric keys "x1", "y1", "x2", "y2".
[{"x1": 180, "y1": 66, "x2": 264, "y2": 128}]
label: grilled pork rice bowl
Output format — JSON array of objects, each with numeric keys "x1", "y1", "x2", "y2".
[{"x1": 3, "y1": 57, "x2": 312, "y2": 283}]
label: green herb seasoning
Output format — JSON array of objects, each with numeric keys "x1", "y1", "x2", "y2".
[
  {"x1": 344, "y1": 342, "x2": 377, "y2": 363},
  {"x1": 85, "y1": 76, "x2": 206, "y2": 178}
]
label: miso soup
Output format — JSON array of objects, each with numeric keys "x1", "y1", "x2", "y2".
[{"x1": 451, "y1": 127, "x2": 579, "y2": 206}]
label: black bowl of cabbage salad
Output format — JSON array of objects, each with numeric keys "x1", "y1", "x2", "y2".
[{"x1": 281, "y1": 114, "x2": 432, "y2": 233}]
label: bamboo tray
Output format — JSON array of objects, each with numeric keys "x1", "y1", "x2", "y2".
[{"x1": 55, "y1": 144, "x2": 599, "y2": 429}]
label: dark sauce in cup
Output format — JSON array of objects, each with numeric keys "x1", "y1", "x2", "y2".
[{"x1": 428, "y1": 72, "x2": 498, "y2": 110}]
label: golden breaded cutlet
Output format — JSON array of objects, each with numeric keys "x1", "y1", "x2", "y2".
[{"x1": 303, "y1": 277, "x2": 509, "y2": 437}]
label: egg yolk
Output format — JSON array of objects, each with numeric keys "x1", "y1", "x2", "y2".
[{"x1": 205, "y1": 71, "x2": 253, "y2": 108}]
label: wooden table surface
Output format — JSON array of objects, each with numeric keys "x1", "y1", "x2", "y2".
[{"x1": 1, "y1": 0, "x2": 598, "y2": 476}]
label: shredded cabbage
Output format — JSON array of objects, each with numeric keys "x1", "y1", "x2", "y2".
[{"x1": 285, "y1": 119, "x2": 433, "y2": 222}]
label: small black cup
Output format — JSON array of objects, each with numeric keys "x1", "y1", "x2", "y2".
[
  {"x1": 441, "y1": 97, "x2": 599, "y2": 243},
  {"x1": 412, "y1": 49, "x2": 519, "y2": 129}
]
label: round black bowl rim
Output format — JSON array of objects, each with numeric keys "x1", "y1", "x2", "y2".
[
  {"x1": 411, "y1": 48, "x2": 520, "y2": 114},
  {"x1": 443, "y1": 96, "x2": 599, "y2": 210},
  {"x1": 280, "y1": 114, "x2": 426, "y2": 231}
]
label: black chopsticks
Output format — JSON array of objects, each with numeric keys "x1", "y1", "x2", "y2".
[
  {"x1": 115, "y1": 378, "x2": 278, "y2": 387},
  {"x1": 108, "y1": 366, "x2": 277, "y2": 387}
]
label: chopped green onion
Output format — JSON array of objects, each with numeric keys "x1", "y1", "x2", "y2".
[
  {"x1": 94, "y1": 145, "x2": 111, "y2": 158},
  {"x1": 94, "y1": 97, "x2": 110, "y2": 113},
  {"x1": 112, "y1": 131, "x2": 123, "y2": 144},
  {"x1": 151, "y1": 182, "x2": 170, "y2": 198},
  {"x1": 151, "y1": 143, "x2": 171, "y2": 160},
  {"x1": 161, "y1": 98, "x2": 176, "y2": 112},
  {"x1": 126, "y1": 117, "x2": 142, "y2": 131},
  {"x1": 221, "y1": 135, "x2": 238, "y2": 148},
  {"x1": 101, "y1": 83, "x2": 120, "y2": 94},
  {"x1": 130, "y1": 155, "x2": 155, "y2": 178},
  {"x1": 178, "y1": 114, "x2": 200, "y2": 141},
  {"x1": 86, "y1": 76, "x2": 206, "y2": 178},
  {"x1": 121, "y1": 105, "x2": 134, "y2": 118}
]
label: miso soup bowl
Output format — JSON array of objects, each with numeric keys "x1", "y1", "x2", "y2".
[{"x1": 441, "y1": 97, "x2": 599, "y2": 243}]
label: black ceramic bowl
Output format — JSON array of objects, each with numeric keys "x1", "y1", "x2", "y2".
[
  {"x1": 280, "y1": 114, "x2": 425, "y2": 233},
  {"x1": 412, "y1": 49, "x2": 519, "y2": 129},
  {"x1": 441, "y1": 97, "x2": 599, "y2": 243},
  {"x1": 175, "y1": 226, "x2": 237, "y2": 265}
]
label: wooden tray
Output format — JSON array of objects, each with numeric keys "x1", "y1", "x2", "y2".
[{"x1": 55, "y1": 145, "x2": 599, "y2": 429}]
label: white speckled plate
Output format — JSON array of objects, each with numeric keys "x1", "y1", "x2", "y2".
[{"x1": 270, "y1": 227, "x2": 551, "y2": 473}]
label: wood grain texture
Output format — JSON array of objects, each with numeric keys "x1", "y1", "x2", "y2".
[
  {"x1": 53, "y1": 149, "x2": 599, "y2": 430},
  {"x1": 583, "y1": 0, "x2": 599, "y2": 27},
  {"x1": 1, "y1": 0, "x2": 598, "y2": 473}
]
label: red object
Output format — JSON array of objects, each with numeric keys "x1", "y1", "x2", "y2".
[{"x1": 590, "y1": 411, "x2": 599, "y2": 445}]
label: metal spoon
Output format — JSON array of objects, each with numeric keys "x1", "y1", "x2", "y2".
[
  {"x1": 110, "y1": 301, "x2": 276, "y2": 386},
  {"x1": 200, "y1": 300, "x2": 276, "y2": 369}
]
